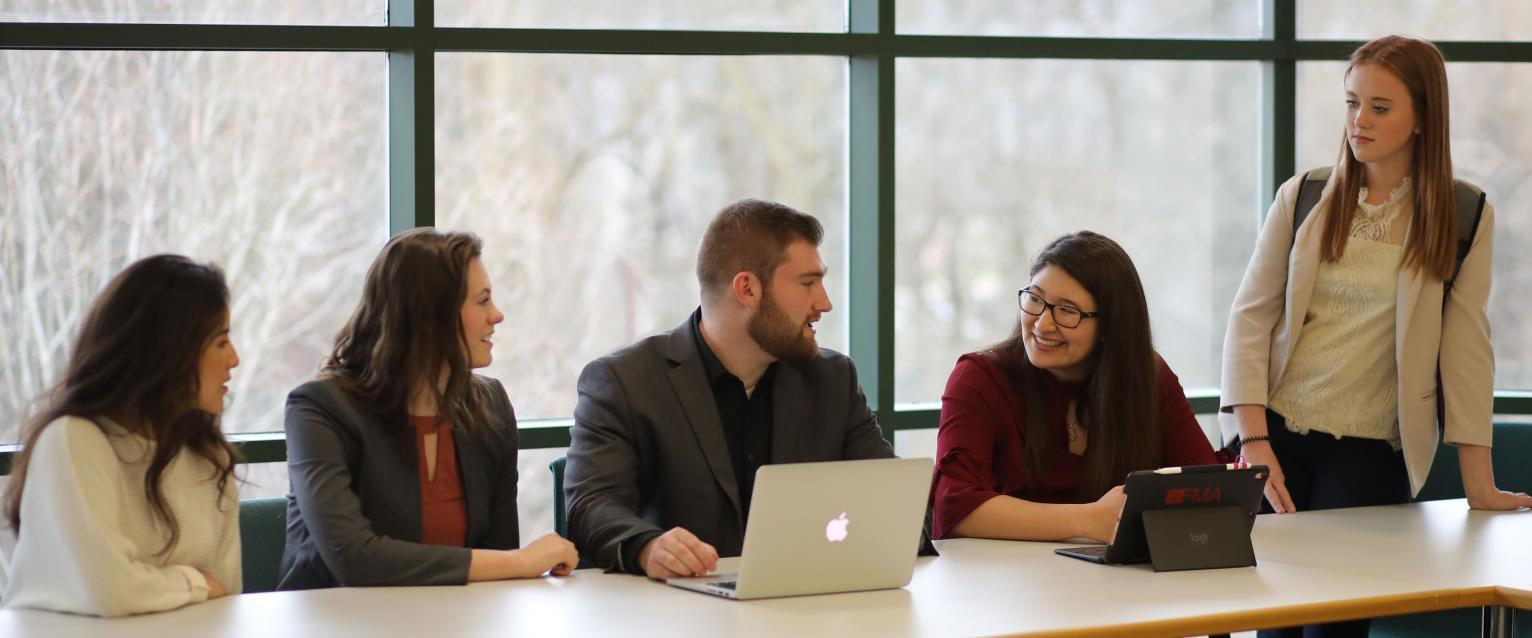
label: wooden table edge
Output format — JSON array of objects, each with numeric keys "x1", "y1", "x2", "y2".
[
  {"x1": 1493, "y1": 585, "x2": 1532, "y2": 610},
  {"x1": 989, "y1": 586, "x2": 1508, "y2": 638}
]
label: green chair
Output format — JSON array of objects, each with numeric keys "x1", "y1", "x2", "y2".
[
  {"x1": 238, "y1": 497, "x2": 288, "y2": 593},
  {"x1": 550, "y1": 456, "x2": 568, "y2": 538},
  {"x1": 1371, "y1": 422, "x2": 1532, "y2": 638},
  {"x1": 549, "y1": 456, "x2": 595, "y2": 569}
]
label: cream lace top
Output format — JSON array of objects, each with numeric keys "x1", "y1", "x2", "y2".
[{"x1": 1269, "y1": 178, "x2": 1412, "y2": 447}]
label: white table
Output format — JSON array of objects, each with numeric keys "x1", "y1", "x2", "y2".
[{"x1": 3, "y1": 499, "x2": 1528, "y2": 638}]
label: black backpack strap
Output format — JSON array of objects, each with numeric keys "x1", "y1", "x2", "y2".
[
  {"x1": 1448, "y1": 179, "x2": 1486, "y2": 287},
  {"x1": 1290, "y1": 166, "x2": 1332, "y2": 246},
  {"x1": 1436, "y1": 180, "x2": 1486, "y2": 434}
]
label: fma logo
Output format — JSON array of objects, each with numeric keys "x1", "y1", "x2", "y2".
[{"x1": 1164, "y1": 487, "x2": 1223, "y2": 505}]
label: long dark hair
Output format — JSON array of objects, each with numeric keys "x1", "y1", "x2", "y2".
[
  {"x1": 988, "y1": 231, "x2": 1162, "y2": 500},
  {"x1": 4, "y1": 255, "x2": 239, "y2": 554},
  {"x1": 1321, "y1": 35, "x2": 1456, "y2": 281},
  {"x1": 323, "y1": 228, "x2": 495, "y2": 458}
]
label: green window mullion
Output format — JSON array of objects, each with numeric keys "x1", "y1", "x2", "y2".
[
  {"x1": 848, "y1": 0, "x2": 896, "y2": 442},
  {"x1": 387, "y1": 0, "x2": 434, "y2": 234},
  {"x1": 1261, "y1": 0, "x2": 1297, "y2": 207}
]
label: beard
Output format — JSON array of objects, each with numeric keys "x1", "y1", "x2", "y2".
[{"x1": 747, "y1": 289, "x2": 819, "y2": 361}]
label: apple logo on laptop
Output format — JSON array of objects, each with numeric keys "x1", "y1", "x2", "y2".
[{"x1": 826, "y1": 512, "x2": 850, "y2": 543}]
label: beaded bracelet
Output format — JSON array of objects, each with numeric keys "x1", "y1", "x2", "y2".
[{"x1": 1239, "y1": 435, "x2": 1271, "y2": 446}]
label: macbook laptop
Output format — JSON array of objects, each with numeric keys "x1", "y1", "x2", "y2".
[{"x1": 667, "y1": 457, "x2": 933, "y2": 600}]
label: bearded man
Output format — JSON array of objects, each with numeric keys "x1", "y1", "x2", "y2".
[{"x1": 565, "y1": 198, "x2": 924, "y2": 579}]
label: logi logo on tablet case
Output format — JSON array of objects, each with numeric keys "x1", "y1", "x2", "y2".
[{"x1": 1164, "y1": 487, "x2": 1223, "y2": 505}]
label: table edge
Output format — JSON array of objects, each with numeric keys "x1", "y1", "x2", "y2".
[{"x1": 991, "y1": 586, "x2": 1507, "y2": 638}]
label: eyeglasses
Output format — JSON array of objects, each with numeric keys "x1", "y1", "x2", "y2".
[{"x1": 1017, "y1": 287, "x2": 1100, "y2": 329}]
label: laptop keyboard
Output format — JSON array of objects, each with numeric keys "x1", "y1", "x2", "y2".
[
  {"x1": 1072, "y1": 545, "x2": 1109, "y2": 558},
  {"x1": 711, "y1": 581, "x2": 738, "y2": 590}
]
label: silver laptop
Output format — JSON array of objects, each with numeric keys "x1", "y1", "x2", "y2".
[{"x1": 667, "y1": 457, "x2": 933, "y2": 600}]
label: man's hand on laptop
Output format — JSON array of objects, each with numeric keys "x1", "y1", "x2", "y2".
[
  {"x1": 639, "y1": 527, "x2": 720, "y2": 580},
  {"x1": 1083, "y1": 485, "x2": 1127, "y2": 544}
]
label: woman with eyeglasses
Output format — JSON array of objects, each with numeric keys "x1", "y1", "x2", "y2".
[{"x1": 929, "y1": 231, "x2": 1217, "y2": 542}]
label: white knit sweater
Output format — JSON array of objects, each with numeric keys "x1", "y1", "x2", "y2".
[{"x1": 2, "y1": 416, "x2": 241, "y2": 616}]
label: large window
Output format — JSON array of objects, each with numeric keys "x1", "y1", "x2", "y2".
[
  {"x1": 0, "y1": 1, "x2": 383, "y2": 25},
  {"x1": 435, "y1": 53, "x2": 848, "y2": 419},
  {"x1": 437, "y1": 0, "x2": 842, "y2": 31},
  {"x1": 0, "y1": 50, "x2": 387, "y2": 444},
  {"x1": 894, "y1": 58, "x2": 1260, "y2": 406},
  {"x1": 5, "y1": 0, "x2": 1532, "y2": 544},
  {"x1": 896, "y1": 1, "x2": 1261, "y2": 38},
  {"x1": 1297, "y1": 1, "x2": 1532, "y2": 40}
]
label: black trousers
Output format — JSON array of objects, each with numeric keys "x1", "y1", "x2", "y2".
[{"x1": 1256, "y1": 409, "x2": 1412, "y2": 638}]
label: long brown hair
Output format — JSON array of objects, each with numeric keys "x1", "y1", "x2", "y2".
[
  {"x1": 988, "y1": 232, "x2": 1162, "y2": 500},
  {"x1": 4, "y1": 255, "x2": 239, "y2": 554},
  {"x1": 323, "y1": 228, "x2": 495, "y2": 457},
  {"x1": 1320, "y1": 35, "x2": 1456, "y2": 281}
]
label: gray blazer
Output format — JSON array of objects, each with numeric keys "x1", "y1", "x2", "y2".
[
  {"x1": 277, "y1": 377, "x2": 520, "y2": 590},
  {"x1": 565, "y1": 312, "x2": 898, "y2": 571}
]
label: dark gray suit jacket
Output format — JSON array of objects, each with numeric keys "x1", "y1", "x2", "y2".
[
  {"x1": 277, "y1": 377, "x2": 520, "y2": 590},
  {"x1": 565, "y1": 312, "x2": 898, "y2": 571}
]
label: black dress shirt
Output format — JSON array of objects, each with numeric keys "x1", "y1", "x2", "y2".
[{"x1": 692, "y1": 312, "x2": 776, "y2": 524}]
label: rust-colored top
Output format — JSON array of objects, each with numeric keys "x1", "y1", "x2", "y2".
[{"x1": 410, "y1": 415, "x2": 467, "y2": 547}]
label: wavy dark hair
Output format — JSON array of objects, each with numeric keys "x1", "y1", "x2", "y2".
[
  {"x1": 4, "y1": 255, "x2": 239, "y2": 554},
  {"x1": 323, "y1": 228, "x2": 495, "y2": 458},
  {"x1": 987, "y1": 231, "x2": 1162, "y2": 500}
]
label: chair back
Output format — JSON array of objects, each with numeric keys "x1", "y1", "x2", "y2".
[
  {"x1": 239, "y1": 496, "x2": 288, "y2": 593},
  {"x1": 549, "y1": 456, "x2": 568, "y2": 538}
]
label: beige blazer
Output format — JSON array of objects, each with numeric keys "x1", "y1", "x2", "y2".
[{"x1": 1219, "y1": 170, "x2": 1496, "y2": 496}]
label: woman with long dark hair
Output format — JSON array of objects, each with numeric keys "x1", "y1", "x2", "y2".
[
  {"x1": 930, "y1": 231, "x2": 1217, "y2": 542},
  {"x1": 277, "y1": 228, "x2": 576, "y2": 589},
  {"x1": 3, "y1": 255, "x2": 242, "y2": 616}
]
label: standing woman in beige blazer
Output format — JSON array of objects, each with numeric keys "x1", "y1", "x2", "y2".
[
  {"x1": 1223, "y1": 34, "x2": 1531, "y2": 636},
  {"x1": 1223, "y1": 36, "x2": 1530, "y2": 519},
  {"x1": 1225, "y1": 31, "x2": 1532, "y2": 524}
]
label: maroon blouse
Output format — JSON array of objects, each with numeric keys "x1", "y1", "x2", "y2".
[
  {"x1": 929, "y1": 353, "x2": 1218, "y2": 539},
  {"x1": 410, "y1": 415, "x2": 468, "y2": 548}
]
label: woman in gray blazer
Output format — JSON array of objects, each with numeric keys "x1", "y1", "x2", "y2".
[{"x1": 277, "y1": 228, "x2": 577, "y2": 590}]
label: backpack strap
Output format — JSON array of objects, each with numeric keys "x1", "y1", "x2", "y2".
[
  {"x1": 1449, "y1": 179, "x2": 1486, "y2": 287},
  {"x1": 1439, "y1": 180, "x2": 1485, "y2": 434},
  {"x1": 1290, "y1": 166, "x2": 1332, "y2": 244}
]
